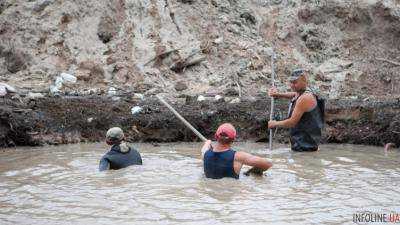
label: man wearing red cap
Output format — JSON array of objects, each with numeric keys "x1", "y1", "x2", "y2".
[{"x1": 201, "y1": 123, "x2": 272, "y2": 179}]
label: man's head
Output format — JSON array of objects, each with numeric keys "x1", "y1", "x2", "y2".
[
  {"x1": 289, "y1": 69, "x2": 308, "y2": 92},
  {"x1": 215, "y1": 123, "x2": 236, "y2": 145},
  {"x1": 106, "y1": 127, "x2": 124, "y2": 145}
]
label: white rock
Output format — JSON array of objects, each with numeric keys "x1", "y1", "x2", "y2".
[
  {"x1": 27, "y1": 92, "x2": 45, "y2": 99},
  {"x1": 0, "y1": 83, "x2": 17, "y2": 96},
  {"x1": 60, "y1": 72, "x2": 77, "y2": 83},
  {"x1": 50, "y1": 76, "x2": 63, "y2": 94},
  {"x1": 111, "y1": 96, "x2": 121, "y2": 101},
  {"x1": 82, "y1": 88, "x2": 97, "y2": 95},
  {"x1": 197, "y1": 95, "x2": 205, "y2": 102},
  {"x1": 108, "y1": 87, "x2": 117, "y2": 96},
  {"x1": 87, "y1": 117, "x2": 94, "y2": 123},
  {"x1": 131, "y1": 106, "x2": 142, "y2": 115},
  {"x1": 54, "y1": 76, "x2": 63, "y2": 89},
  {"x1": 0, "y1": 86, "x2": 6, "y2": 96},
  {"x1": 215, "y1": 95, "x2": 223, "y2": 101},
  {"x1": 133, "y1": 93, "x2": 144, "y2": 100},
  {"x1": 49, "y1": 85, "x2": 60, "y2": 94},
  {"x1": 230, "y1": 97, "x2": 241, "y2": 104},
  {"x1": 214, "y1": 37, "x2": 224, "y2": 44},
  {"x1": 349, "y1": 96, "x2": 358, "y2": 100},
  {"x1": 0, "y1": 83, "x2": 16, "y2": 93}
]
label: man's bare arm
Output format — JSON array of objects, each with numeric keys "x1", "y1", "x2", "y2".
[
  {"x1": 275, "y1": 92, "x2": 297, "y2": 99},
  {"x1": 272, "y1": 93, "x2": 315, "y2": 128},
  {"x1": 269, "y1": 87, "x2": 296, "y2": 99},
  {"x1": 236, "y1": 151, "x2": 272, "y2": 171}
]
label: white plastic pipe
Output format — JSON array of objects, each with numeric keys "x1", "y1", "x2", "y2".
[
  {"x1": 156, "y1": 95, "x2": 207, "y2": 142},
  {"x1": 269, "y1": 50, "x2": 276, "y2": 151}
]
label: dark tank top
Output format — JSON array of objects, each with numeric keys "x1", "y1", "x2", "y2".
[
  {"x1": 288, "y1": 89, "x2": 324, "y2": 152},
  {"x1": 203, "y1": 149, "x2": 239, "y2": 179}
]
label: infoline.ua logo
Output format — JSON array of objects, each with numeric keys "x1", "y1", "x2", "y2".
[{"x1": 353, "y1": 211, "x2": 400, "y2": 223}]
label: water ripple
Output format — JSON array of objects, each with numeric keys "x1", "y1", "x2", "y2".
[{"x1": 0, "y1": 143, "x2": 399, "y2": 224}]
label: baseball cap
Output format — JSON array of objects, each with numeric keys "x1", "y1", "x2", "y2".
[
  {"x1": 106, "y1": 127, "x2": 124, "y2": 141},
  {"x1": 289, "y1": 69, "x2": 305, "y2": 82},
  {"x1": 215, "y1": 123, "x2": 237, "y2": 141}
]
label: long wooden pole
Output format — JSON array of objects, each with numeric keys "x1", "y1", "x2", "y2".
[
  {"x1": 156, "y1": 95, "x2": 207, "y2": 142},
  {"x1": 269, "y1": 50, "x2": 276, "y2": 151}
]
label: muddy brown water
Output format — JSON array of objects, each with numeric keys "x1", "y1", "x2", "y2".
[{"x1": 0, "y1": 143, "x2": 399, "y2": 224}]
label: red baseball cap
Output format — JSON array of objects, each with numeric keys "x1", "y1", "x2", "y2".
[{"x1": 215, "y1": 123, "x2": 236, "y2": 140}]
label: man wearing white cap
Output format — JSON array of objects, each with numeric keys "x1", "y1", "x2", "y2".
[{"x1": 99, "y1": 127, "x2": 142, "y2": 171}]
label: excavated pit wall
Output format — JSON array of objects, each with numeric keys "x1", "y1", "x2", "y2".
[{"x1": 1, "y1": 95, "x2": 399, "y2": 148}]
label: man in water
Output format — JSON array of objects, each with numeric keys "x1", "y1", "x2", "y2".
[
  {"x1": 99, "y1": 127, "x2": 142, "y2": 171},
  {"x1": 201, "y1": 123, "x2": 272, "y2": 179},
  {"x1": 268, "y1": 69, "x2": 324, "y2": 152}
]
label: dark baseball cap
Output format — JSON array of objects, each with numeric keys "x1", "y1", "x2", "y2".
[{"x1": 289, "y1": 69, "x2": 305, "y2": 82}]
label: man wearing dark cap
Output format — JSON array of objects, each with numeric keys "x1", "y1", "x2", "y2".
[
  {"x1": 201, "y1": 123, "x2": 272, "y2": 179},
  {"x1": 268, "y1": 69, "x2": 324, "y2": 152},
  {"x1": 99, "y1": 127, "x2": 142, "y2": 171}
]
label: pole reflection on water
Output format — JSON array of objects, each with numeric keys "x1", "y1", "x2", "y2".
[{"x1": 0, "y1": 142, "x2": 399, "y2": 224}]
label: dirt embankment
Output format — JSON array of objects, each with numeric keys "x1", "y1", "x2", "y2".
[
  {"x1": 1, "y1": 0, "x2": 399, "y2": 99},
  {"x1": 1, "y1": 95, "x2": 399, "y2": 148}
]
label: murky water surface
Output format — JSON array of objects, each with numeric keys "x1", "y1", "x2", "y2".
[{"x1": 0, "y1": 143, "x2": 399, "y2": 224}]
